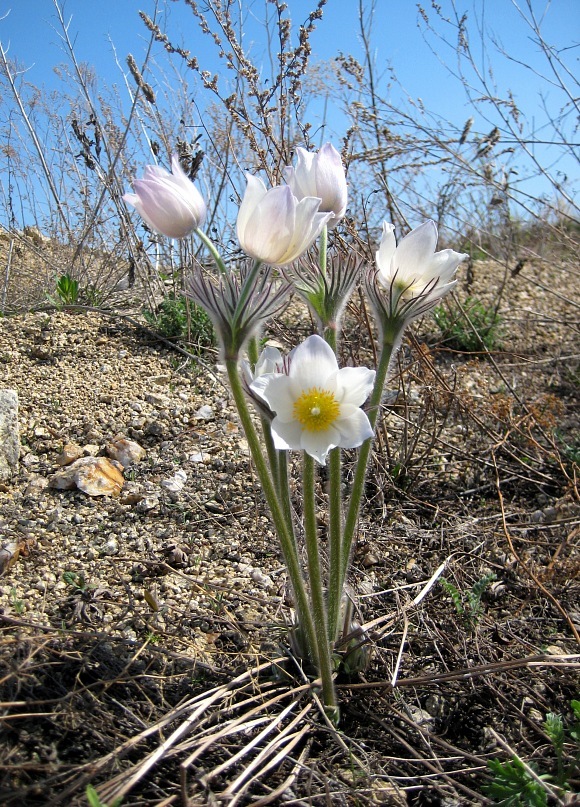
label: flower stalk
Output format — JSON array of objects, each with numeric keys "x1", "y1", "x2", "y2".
[
  {"x1": 125, "y1": 142, "x2": 468, "y2": 721},
  {"x1": 302, "y1": 452, "x2": 338, "y2": 719},
  {"x1": 225, "y1": 358, "x2": 319, "y2": 664}
]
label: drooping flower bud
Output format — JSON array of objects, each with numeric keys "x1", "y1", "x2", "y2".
[{"x1": 124, "y1": 155, "x2": 207, "y2": 239}]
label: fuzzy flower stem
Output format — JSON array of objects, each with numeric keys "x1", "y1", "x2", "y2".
[
  {"x1": 321, "y1": 325, "x2": 343, "y2": 643},
  {"x1": 225, "y1": 359, "x2": 318, "y2": 664},
  {"x1": 303, "y1": 452, "x2": 338, "y2": 720},
  {"x1": 195, "y1": 228, "x2": 228, "y2": 277},
  {"x1": 248, "y1": 338, "x2": 280, "y2": 492},
  {"x1": 338, "y1": 331, "x2": 400, "y2": 595},
  {"x1": 278, "y1": 450, "x2": 295, "y2": 540}
]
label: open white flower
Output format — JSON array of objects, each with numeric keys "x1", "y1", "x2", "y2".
[
  {"x1": 251, "y1": 335, "x2": 375, "y2": 464},
  {"x1": 375, "y1": 220, "x2": 467, "y2": 319},
  {"x1": 124, "y1": 155, "x2": 206, "y2": 239}
]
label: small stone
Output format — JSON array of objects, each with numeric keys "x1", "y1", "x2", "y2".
[
  {"x1": 48, "y1": 457, "x2": 124, "y2": 497},
  {"x1": 362, "y1": 551, "x2": 379, "y2": 568},
  {"x1": 195, "y1": 405, "x2": 214, "y2": 420},
  {"x1": 161, "y1": 469, "x2": 187, "y2": 493},
  {"x1": 146, "y1": 421, "x2": 165, "y2": 438},
  {"x1": 135, "y1": 496, "x2": 159, "y2": 513},
  {"x1": 149, "y1": 375, "x2": 170, "y2": 386},
  {"x1": 0, "y1": 539, "x2": 21, "y2": 575},
  {"x1": 0, "y1": 390, "x2": 19, "y2": 480},
  {"x1": 204, "y1": 500, "x2": 225, "y2": 514},
  {"x1": 102, "y1": 537, "x2": 119, "y2": 556},
  {"x1": 145, "y1": 392, "x2": 169, "y2": 407},
  {"x1": 190, "y1": 451, "x2": 211, "y2": 464},
  {"x1": 56, "y1": 442, "x2": 84, "y2": 466},
  {"x1": 544, "y1": 645, "x2": 565, "y2": 656},
  {"x1": 24, "y1": 475, "x2": 49, "y2": 496},
  {"x1": 106, "y1": 435, "x2": 146, "y2": 467}
]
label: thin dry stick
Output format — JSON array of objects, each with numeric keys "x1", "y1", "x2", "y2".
[
  {"x1": 246, "y1": 738, "x2": 312, "y2": 807},
  {"x1": 340, "y1": 654, "x2": 580, "y2": 690},
  {"x1": 492, "y1": 451, "x2": 580, "y2": 645}
]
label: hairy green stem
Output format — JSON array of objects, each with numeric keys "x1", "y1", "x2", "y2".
[
  {"x1": 247, "y1": 338, "x2": 281, "y2": 493},
  {"x1": 303, "y1": 453, "x2": 338, "y2": 718},
  {"x1": 340, "y1": 334, "x2": 398, "y2": 589},
  {"x1": 195, "y1": 228, "x2": 228, "y2": 277},
  {"x1": 225, "y1": 359, "x2": 318, "y2": 664}
]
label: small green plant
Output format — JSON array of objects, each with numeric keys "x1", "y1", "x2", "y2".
[
  {"x1": 440, "y1": 572, "x2": 497, "y2": 627},
  {"x1": 10, "y1": 587, "x2": 25, "y2": 615},
  {"x1": 484, "y1": 700, "x2": 580, "y2": 805},
  {"x1": 485, "y1": 756, "x2": 550, "y2": 806},
  {"x1": 85, "y1": 784, "x2": 123, "y2": 807},
  {"x1": 63, "y1": 570, "x2": 88, "y2": 592},
  {"x1": 433, "y1": 296, "x2": 503, "y2": 352},
  {"x1": 144, "y1": 293, "x2": 215, "y2": 347},
  {"x1": 555, "y1": 430, "x2": 580, "y2": 468},
  {"x1": 49, "y1": 273, "x2": 80, "y2": 306}
]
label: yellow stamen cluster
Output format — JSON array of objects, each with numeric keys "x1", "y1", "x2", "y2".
[{"x1": 293, "y1": 387, "x2": 340, "y2": 432}]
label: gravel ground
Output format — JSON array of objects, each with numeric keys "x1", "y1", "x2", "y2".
[{"x1": 0, "y1": 311, "x2": 290, "y2": 665}]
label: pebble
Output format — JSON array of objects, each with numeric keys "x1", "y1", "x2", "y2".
[{"x1": 102, "y1": 537, "x2": 119, "y2": 556}]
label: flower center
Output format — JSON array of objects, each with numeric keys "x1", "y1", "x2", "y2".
[{"x1": 293, "y1": 387, "x2": 340, "y2": 432}]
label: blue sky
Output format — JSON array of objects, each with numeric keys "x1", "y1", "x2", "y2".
[
  {"x1": 2, "y1": 0, "x2": 577, "y2": 125},
  {"x1": 0, "y1": 0, "x2": 578, "y2": 215}
]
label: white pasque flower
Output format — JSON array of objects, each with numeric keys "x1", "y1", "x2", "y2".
[
  {"x1": 124, "y1": 155, "x2": 206, "y2": 239},
  {"x1": 283, "y1": 143, "x2": 348, "y2": 227},
  {"x1": 375, "y1": 220, "x2": 467, "y2": 318},
  {"x1": 237, "y1": 174, "x2": 332, "y2": 266},
  {"x1": 251, "y1": 335, "x2": 375, "y2": 464}
]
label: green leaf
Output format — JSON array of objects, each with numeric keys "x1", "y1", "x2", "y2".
[{"x1": 484, "y1": 757, "x2": 548, "y2": 806}]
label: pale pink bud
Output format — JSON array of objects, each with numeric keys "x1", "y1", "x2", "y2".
[{"x1": 124, "y1": 155, "x2": 207, "y2": 239}]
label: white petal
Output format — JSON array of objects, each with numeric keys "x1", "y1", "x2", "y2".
[
  {"x1": 128, "y1": 181, "x2": 197, "y2": 238},
  {"x1": 242, "y1": 185, "x2": 295, "y2": 263},
  {"x1": 376, "y1": 222, "x2": 397, "y2": 277},
  {"x1": 314, "y1": 143, "x2": 348, "y2": 218},
  {"x1": 254, "y1": 346, "x2": 284, "y2": 376},
  {"x1": 396, "y1": 221, "x2": 438, "y2": 273},
  {"x1": 427, "y1": 249, "x2": 468, "y2": 284},
  {"x1": 276, "y1": 196, "x2": 328, "y2": 265},
  {"x1": 271, "y1": 418, "x2": 303, "y2": 451},
  {"x1": 301, "y1": 426, "x2": 341, "y2": 464},
  {"x1": 334, "y1": 408, "x2": 373, "y2": 448},
  {"x1": 334, "y1": 367, "x2": 375, "y2": 406},
  {"x1": 256, "y1": 374, "x2": 295, "y2": 421},
  {"x1": 237, "y1": 174, "x2": 268, "y2": 249},
  {"x1": 288, "y1": 334, "x2": 338, "y2": 391}
]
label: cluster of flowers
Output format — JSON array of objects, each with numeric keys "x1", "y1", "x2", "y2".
[
  {"x1": 125, "y1": 143, "x2": 467, "y2": 719},
  {"x1": 125, "y1": 145, "x2": 463, "y2": 464}
]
